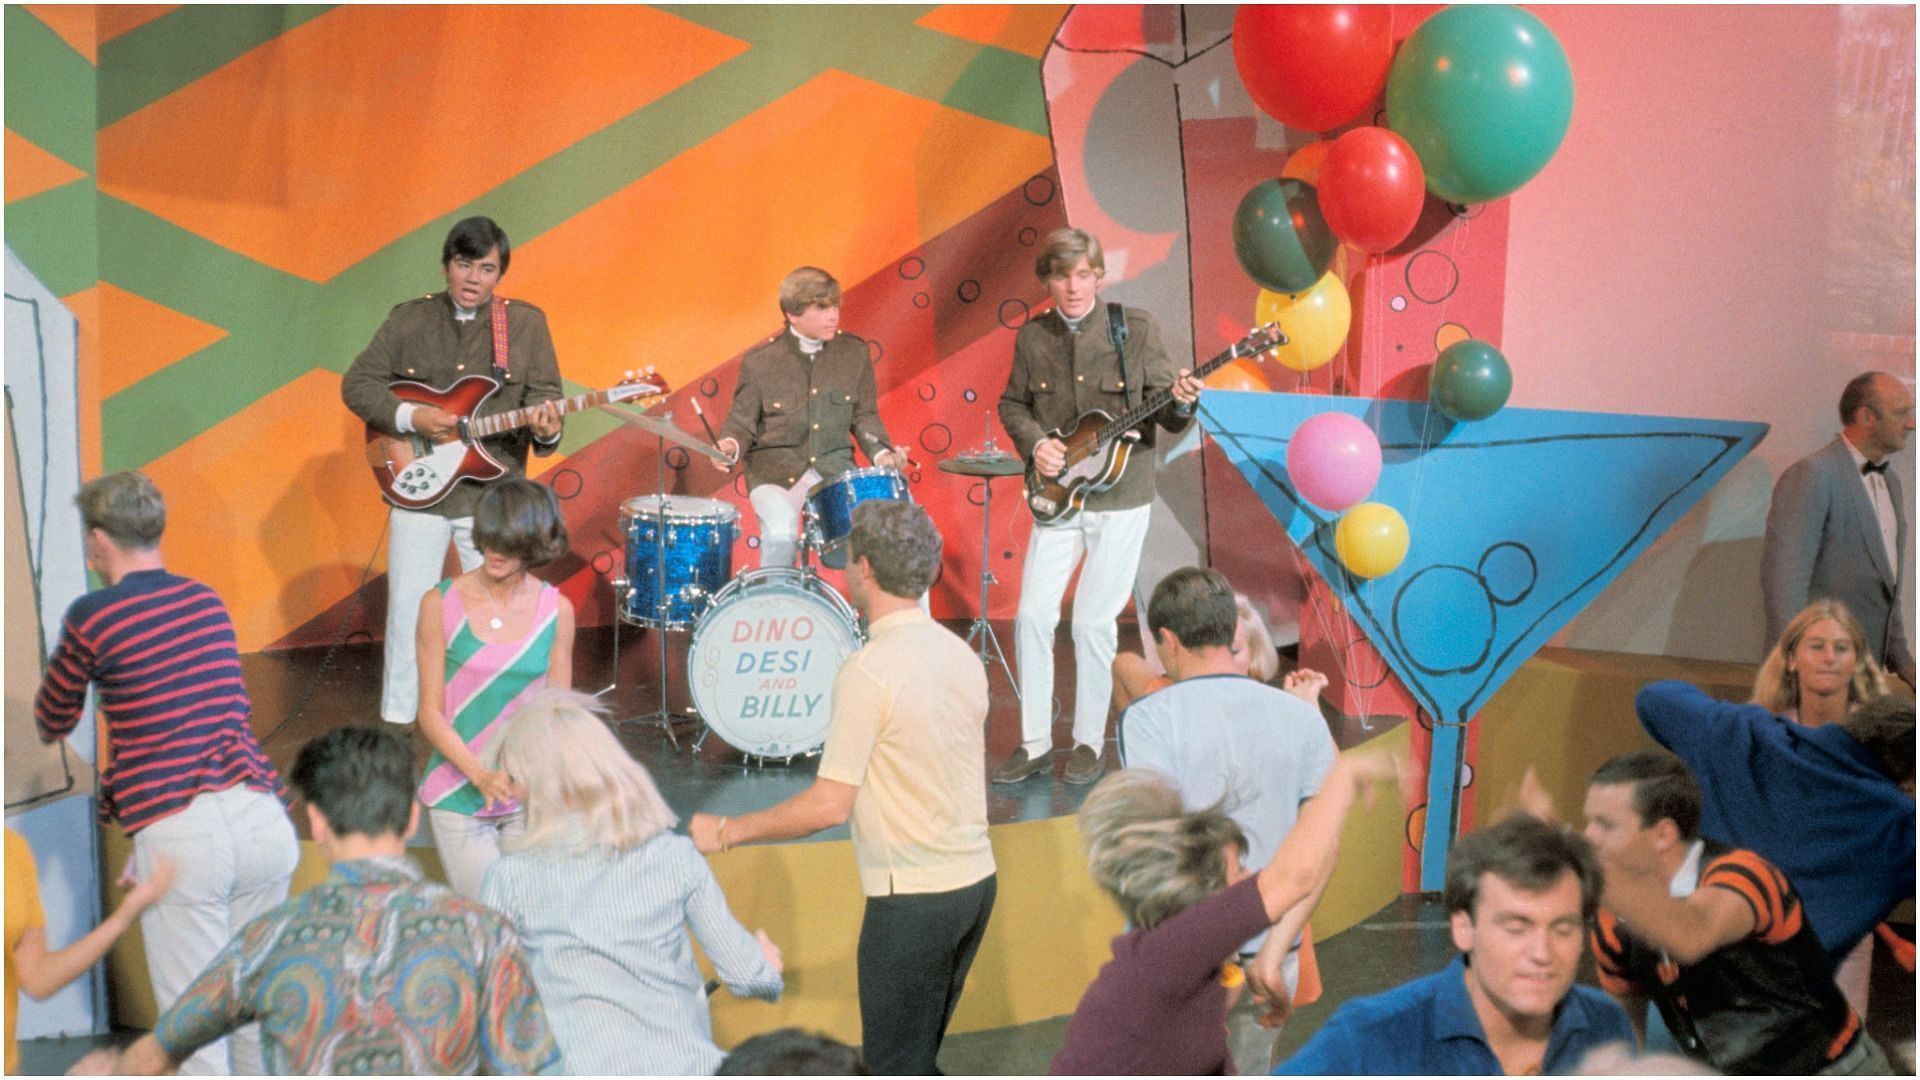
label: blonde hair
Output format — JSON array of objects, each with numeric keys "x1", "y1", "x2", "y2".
[
  {"x1": 1078, "y1": 769, "x2": 1245, "y2": 930},
  {"x1": 1235, "y1": 595, "x2": 1280, "y2": 684},
  {"x1": 778, "y1": 266, "x2": 840, "y2": 316},
  {"x1": 1751, "y1": 600, "x2": 1888, "y2": 714},
  {"x1": 1034, "y1": 227, "x2": 1106, "y2": 280},
  {"x1": 486, "y1": 689, "x2": 678, "y2": 855}
]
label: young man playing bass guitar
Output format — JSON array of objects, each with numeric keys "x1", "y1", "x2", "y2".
[
  {"x1": 994, "y1": 228, "x2": 1202, "y2": 786},
  {"x1": 342, "y1": 216, "x2": 565, "y2": 726}
]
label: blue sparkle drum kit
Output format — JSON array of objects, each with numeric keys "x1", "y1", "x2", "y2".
[{"x1": 616, "y1": 467, "x2": 914, "y2": 759}]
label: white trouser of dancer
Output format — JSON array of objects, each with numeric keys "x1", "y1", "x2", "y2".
[
  {"x1": 749, "y1": 482, "x2": 807, "y2": 570},
  {"x1": 384, "y1": 506, "x2": 483, "y2": 724},
  {"x1": 428, "y1": 807, "x2": 527, "y2": 900},
  {"x1": 1014, "y1": 504, "x2": 1152, "y2": 756},
  {"x1": 132, "y1": 786, "x2": 299, "y2": 1075}
]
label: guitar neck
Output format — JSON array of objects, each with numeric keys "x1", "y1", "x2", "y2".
[
  {"x1": 468, "y1": 387, "x2": 624, "y2": 439},
  {"x1": 1093, "y1": 336, "x2": 1260, "y2": 447}
]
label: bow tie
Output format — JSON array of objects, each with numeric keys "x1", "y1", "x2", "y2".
[{"x1": 1862, "y1": 460, "x2": 1889, "y2": 476}]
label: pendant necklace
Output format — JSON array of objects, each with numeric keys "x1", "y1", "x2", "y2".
[{"x1": 481, "y1": 579, "x2": 516, "y2": 631}]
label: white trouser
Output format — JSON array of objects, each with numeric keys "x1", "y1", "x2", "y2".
[
  {"x1": 1834, "y1": 932, "x2": 1872, "y2": 1021},
  {"x1": 428, "y1": 807, "x2": 526, "y2": 899},
  {"x1": 131, "y1": 787, "x2": 299, "y2": 1075},
  {"x1": 384, "y1": 507, "x2": 482, "y2": 724},
  {"x1": 749, "y1": 483, "x2": 805, "y2": 570},
  {"x1": 1015, "y1": 504, "x2": 1152, "y2": 755}
]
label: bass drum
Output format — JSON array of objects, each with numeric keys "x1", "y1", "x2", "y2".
[{"x1": 688, "y1": 568, "x2": 863, "y2": 758}]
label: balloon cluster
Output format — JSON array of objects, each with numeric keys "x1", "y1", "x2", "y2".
[
  {"x1": 1224, "y1": 4, "x2": 1569, "y2": 578},
  {"x1": 1286, "y1": 412, "x2": 1405, "y2": 579}
]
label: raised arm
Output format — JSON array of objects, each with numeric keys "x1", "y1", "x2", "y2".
[{"x1": 1254, "y1": 749, "x2": 1399, "y2": 924}]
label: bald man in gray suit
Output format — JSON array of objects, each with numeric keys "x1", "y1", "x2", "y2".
[{"x1": 1762, "y1": 371, "x2": 1915, "y2": 688}]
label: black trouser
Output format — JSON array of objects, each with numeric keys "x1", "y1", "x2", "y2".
[{"x1": 856, "y1": 873, "x2": 997, "y2": 1075}]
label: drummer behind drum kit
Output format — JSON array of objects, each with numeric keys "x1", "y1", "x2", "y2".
[{"x1": 605, "y1": 402, "x2": 1019, "y2": 766}]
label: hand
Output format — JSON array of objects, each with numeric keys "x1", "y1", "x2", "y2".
[
  {"x1": 1244, "y1": 954, "x2": 1295, "y2": 1030},
  {"x1": 875, "y1": 446, "x2": 912, "y2": 471},
  {"x1": 756, "y1": 929, "x2": 784, "y2": 974},
  {"x1": 1282, "y1": 668, "x2": 1328, "y2": 706},
  {"x1": 1513, "y1": 767, "x2": 1559, "y2": 824},
  {"x1": 119, "y1": 857, "x2": 176, "y2": 914},
  {"x1": 715, "y1": 438, "x2": 741, "y2": 468},
  {"x1": 67, "y1": 1048, "x2": 119, "y2": 1075},
  {"x1": 689, "y1": 812, "x2": 726, "y2": 854},
  {"x1": 527, "y1": 400, "x2": 563, "y2": 441},
  {"x1": 414, "y1": 405, "x2": 460, "y2": 440},
  {"x1": 1334, "y1": 747, "x2": 1408, "y2": 810},
  {"x1": 1033, "y1": 438, "x2": 1068, "y2": 478},
  {"x1": 474, "y1": 768, "x2": 516, "y2": 811},
  {"x1": 1171, "y1": 368, "x2": 1203, "y2": 406}
]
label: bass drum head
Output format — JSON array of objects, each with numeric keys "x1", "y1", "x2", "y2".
[{"x1": 689, "y1": 569, "x2": 862, "y2": 758}]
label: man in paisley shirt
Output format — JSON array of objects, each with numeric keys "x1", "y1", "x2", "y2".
[{"x1": 73, "y1": 727, "x2": 560, "y2": 1076}]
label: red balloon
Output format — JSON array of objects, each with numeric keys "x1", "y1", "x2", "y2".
[
  {"x1": 1233, "y1": 6, "x2": 1394, "y2": 133},
  {"x1": 1319, "y1": 127, "x2": 1427, "y2": 254}
]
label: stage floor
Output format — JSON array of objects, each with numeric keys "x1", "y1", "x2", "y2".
[{"x1": 239, "y1": 618, "x2": 1243, "y2": 843}]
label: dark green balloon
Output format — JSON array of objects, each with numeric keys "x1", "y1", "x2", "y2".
[
  {"x1": 1232, "y1": 178, "x2": 1336, "y2": 294},
  {"x1": 1430, "y1": 339, "x2": 1512, "y2": 421},
  {"x1": 1386, "y1": 5, "x2": 1574, "y2": 204}
]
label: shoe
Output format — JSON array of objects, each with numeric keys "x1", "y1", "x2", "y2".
[
  {"x1": 1063, "y1": 744, "x2": 1105, "y2": 785},
  {"x1": 992, "y1": 747, "x2": 1054, "y2": 784}
]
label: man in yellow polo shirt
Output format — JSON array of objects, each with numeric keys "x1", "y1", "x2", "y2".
[{"x1": 691, "y1": 500, "x2": 995, "y2": 1074}]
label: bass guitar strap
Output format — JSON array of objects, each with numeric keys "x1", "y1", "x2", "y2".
[{"x1": 1106, "y1": 301, "x2": 1137, "y2": 410}]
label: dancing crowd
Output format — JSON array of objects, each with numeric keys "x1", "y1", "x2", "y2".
[{"x1": 6, "y1": 250, "x2": 1914, "y2": 1075}]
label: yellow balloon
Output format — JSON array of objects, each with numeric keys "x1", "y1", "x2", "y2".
[
  {"x1": 1254, "y1": 271, "x2": 1351, "y2": 372},
  {"x1": 1335, "y1": 502, "x2": 1409, "y2": 579}
]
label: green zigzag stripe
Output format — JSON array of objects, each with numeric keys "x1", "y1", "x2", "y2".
[
  {"x1": 87, "y1": 6, "x2": 1052, "y2": 470},
  {"x1": 5, "y1": 6, "x2": 97, "y2": 171},
  {"x1": 97, "y1": 5, "x2": 334, "y2": 128}
]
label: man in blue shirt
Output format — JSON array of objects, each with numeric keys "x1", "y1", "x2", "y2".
[
  {"x1": 1276, "y1": 815, "x2": 1632, "y2": 1075},
  {"x1": 1635, "y1": 680, "x2": 1913, "y2": 1023}
]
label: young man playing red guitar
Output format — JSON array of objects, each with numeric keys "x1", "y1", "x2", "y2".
[
  {"x1": 342, "y1": 216, "x2": 565, "y2": 726},
  {"x1": 994, "y1": 228, "x2": 1202, "y2": 786}
]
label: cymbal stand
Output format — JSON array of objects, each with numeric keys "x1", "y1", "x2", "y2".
[
  {"x1": 619, "y1": 413, "x2": 695, "y2": 748},
  {"x1": 966, "y1": 474, "x2": 1020, "y2": 702}
]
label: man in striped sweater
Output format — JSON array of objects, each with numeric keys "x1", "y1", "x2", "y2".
[{"x1": 34, "y1": 471, "x2": 298, "y2": 1077}]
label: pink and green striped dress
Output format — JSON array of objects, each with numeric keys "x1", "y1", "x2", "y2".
[{"x1": 418, "y1": 578, "x2": 561, "y2": 815}]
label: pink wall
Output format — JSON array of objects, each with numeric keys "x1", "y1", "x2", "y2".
[{"x1": 1505, "y1": 6, "x2": 1915, "y2": 662}]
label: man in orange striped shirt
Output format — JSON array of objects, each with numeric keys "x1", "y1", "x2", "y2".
[{"x1": 1580, "y1": 750, "x2": 1890, "y2": 1074}]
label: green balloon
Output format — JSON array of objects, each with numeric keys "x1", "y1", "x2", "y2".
[
  {"x1": 1232, "y1": 178, "x2": 1336, "y2": 294},
  {"x1": 1386, "y1": 5, "x2": 1574, "y2": 204},
  {"x1": 1430, "y1": 339, "x2": 1512, "y2": 421}
]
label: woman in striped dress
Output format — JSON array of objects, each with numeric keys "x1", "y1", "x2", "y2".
[
  {"x1": 482, "y1": 691, "x2": 785, "y2": 1075},
  {"x1": 417, "y1": 478, "x2": 576, "y2": 897}
]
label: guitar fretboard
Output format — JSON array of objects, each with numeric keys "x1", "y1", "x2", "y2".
[
  {"x1": 1092, "y1": 324, "x2": 1282, "y2": 447},
  {"x1": 468, "y1": 385, "x2": 654, "y2": 439}
]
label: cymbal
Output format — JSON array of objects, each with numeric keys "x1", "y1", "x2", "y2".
[
  {"x1": 938, "y1": 453, "x2": 1024, "y2": 478},
  {"x1": 601, "y1": 404, "x2": 732, "y2": 463}
]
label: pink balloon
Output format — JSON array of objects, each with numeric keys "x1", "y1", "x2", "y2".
[{"x1": 1287, "y1": 412, "x2": 1382, "y2": 511}]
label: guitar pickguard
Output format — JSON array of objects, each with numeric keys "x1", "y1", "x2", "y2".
[{"x1": 390, "y1": 440, "x2": 474, "y2": 504}]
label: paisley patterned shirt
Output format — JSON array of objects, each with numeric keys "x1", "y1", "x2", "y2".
[{"x1": 154, "y1": 856, "x2": 560, "y2": 1075}]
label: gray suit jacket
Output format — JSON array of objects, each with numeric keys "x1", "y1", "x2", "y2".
[{"x1": 1761, "y1": 436, "x2": 1912, "y2": 679}]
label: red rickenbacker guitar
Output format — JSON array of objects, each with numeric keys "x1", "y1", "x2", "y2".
[
  {"x1": 365, "y1": 370, "x2": 670, "y2": 509},
  {"x1": 1024, "y1": 323, "x2": 1286, "y2": 524}
]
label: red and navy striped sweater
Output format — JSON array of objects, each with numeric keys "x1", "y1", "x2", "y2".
[{"x1": 34, "y1": 569, "x2": 287, "y2": 833}]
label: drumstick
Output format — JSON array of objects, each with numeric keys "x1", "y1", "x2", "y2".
[
  {"x1": 863, "y1": 430, "x2": 909, "y2": 469},
  {"x1": 690, "y1": 398, "x2": 734, "y2": 467}
]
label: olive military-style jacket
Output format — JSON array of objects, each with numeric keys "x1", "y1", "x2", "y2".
[
  {"x1": 341, "y1": 292, "x2": 563, "y2": 519},
  {"x1": 997, "y1": 306, "x2": 1191, "y2": 512},
  {"x1": 720, "y1": 330, "x2": 894, "y2": 491}
]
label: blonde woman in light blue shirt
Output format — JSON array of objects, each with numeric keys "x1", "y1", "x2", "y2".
[{"x1": 481, "y1": 690, "x2": 784, "y2": 1075}]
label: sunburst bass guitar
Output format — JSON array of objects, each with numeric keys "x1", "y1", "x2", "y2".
[
  {"x1": 366, "y1": 369, "x2": 670, "y2": 509},
  {"x1": 1024, "y1": 323, "x2": 1286, "y2": 524}
]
